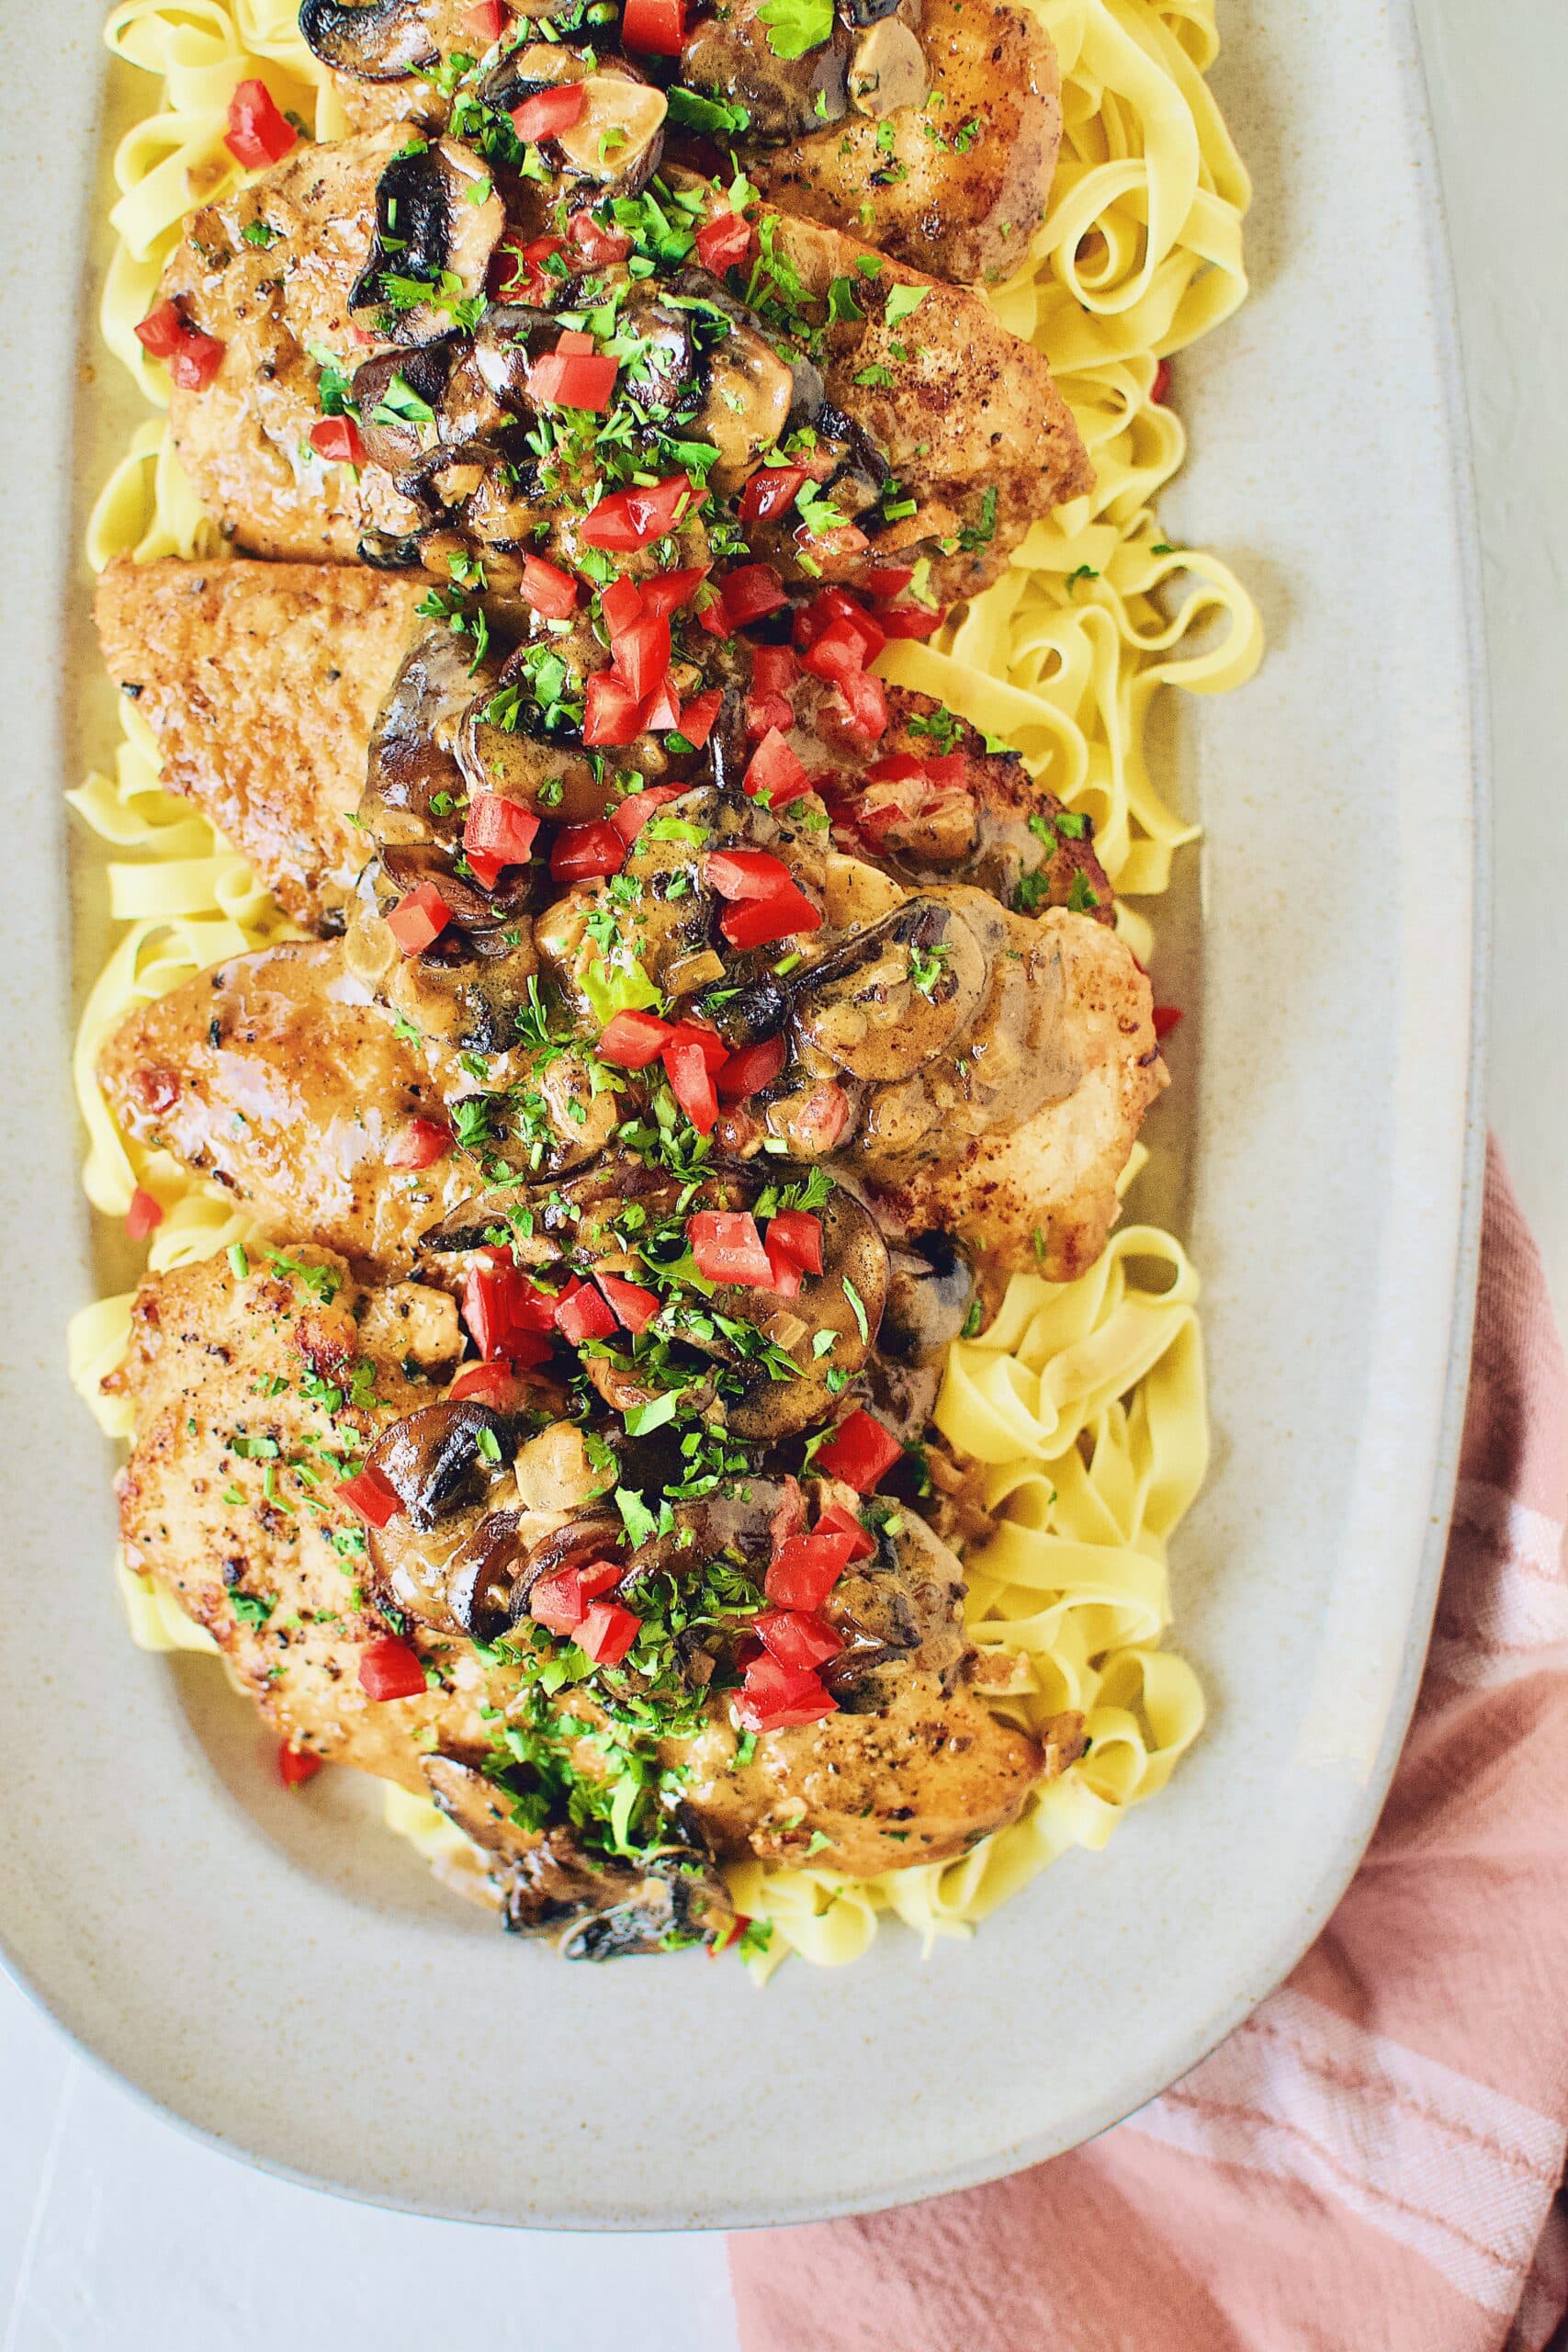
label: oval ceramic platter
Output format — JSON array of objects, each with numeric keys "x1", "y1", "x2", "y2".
[{"x1": 0, "y1": 0, "x2": 1483, "y2": 2228}]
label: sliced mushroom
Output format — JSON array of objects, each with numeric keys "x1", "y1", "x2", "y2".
[
  {"x1": 679, "y1": 6, "x2": 850, "y2": 142},
  {"x1": 363, "y1": 625, "x2": 498, "y2": 853},
  {"x1": 486, "y1": 48, "x2": 669, "y2": 189},
  {"x1": 423, "y1": 1751, "x2": 735, "y2": 1951},
  {"x1": 866, "y1": 1230, "x2": 976, "y2": 1439},
  {"x1": 454, "y1": 639, "x2": 606, "y2": 822},
  {"x1": 299, "y1": 0, "x2": 441, "y2": 78},
  {"x1": 363, "y1": 1399, "x2": 527, "y2": 1633},
  {"x1": 792, "y1": 896, "x2": 989, "y2": 1082},
  {"x1": 471, "y1": 305, "x2": 556, "y2": 413},
  {"x1": 350, "y1": 140, "x2": 504, "y2": 345},
  {"x1": 352, "y1": 340, "x2": 457, "y2": 477},
  {"x1": 693, "y1": 322, "x2": 796, "y2": 494},
  {"x1": 847, "y1": 17, "x2": 929, "y2": 116},
  {"x1": 823, "y1": 1504, "x2": 968, "y2": 1702}
]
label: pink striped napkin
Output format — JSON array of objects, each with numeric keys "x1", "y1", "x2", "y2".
[{"x1": 729, "y1": 1142, "x2": 1568, "y2": 2352}]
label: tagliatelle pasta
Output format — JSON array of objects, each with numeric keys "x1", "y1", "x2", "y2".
[{"x1": 73, "y1": 0, "x2": 1256, "y2": 1973}]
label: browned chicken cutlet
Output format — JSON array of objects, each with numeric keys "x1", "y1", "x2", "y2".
[
  {"x1": 157, "y1": 130, "x2": 1087, "y2": 589},
  {"x1": 109, "y1": 1247, "x2": 1064, "y2": 1930},
  {"x1": 304, "y1": 0, "x2": 1061, "y2": 285},
  {"x1": 97, "y1": 555, "x2": 1110, "y2": 933},
  {"x1": 96, "y1": 556, "x2": 425, "y2": 928},
  {"x1": 736, "y1": 0, "x2": 1062, "y2": 286}
]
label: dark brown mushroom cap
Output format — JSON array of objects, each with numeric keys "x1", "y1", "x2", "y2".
[
  {"x1": 678, "y1": 8, "x2": 851, "y2": 142},
  {"x1": 299, "y1": 0, "x2": 442, "y2": 78},
  {"x1": 350, "y1": 140, "x2": 504, "y2": 345},
  {"x1": 793, "y1": 895, "x2": 990, "y2": 1081},
  {"x1": 363, "y1": 1398, "x2": 529, "y2": 1634},
  {"x1": 423, "y1": 1749, "x2": 735, "y2": 1951}
]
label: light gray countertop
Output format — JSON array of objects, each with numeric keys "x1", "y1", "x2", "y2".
[{"x1": 5, "y1": 5, "x2": 1562, "y2": 2342}]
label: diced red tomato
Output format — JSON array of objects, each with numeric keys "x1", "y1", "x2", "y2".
[
  {"x1": 125, "y1": 1186, "x2": 164, "y2": 1242},
  {"x1": 491, "y1": 232, "x2": 567, "y2": 305},
  {"x1": 581, "y1": 472, "x2": 693, "y2": 551},
  {"x1": 310, "y1": 415, "x2": 364, "y2": 466},
  {"x1": 576, "y1": 1599, "x2": 642, "y2": 1666},
  {"x1": 678, "y1": 687, "x2": 723, "y2": 747},
  {"x1": 735, "y1": 1654, "x2": 838, "y2": 1733},
  {"x1": 745, "y1": 640, "x2": 795, "y2": 739},
  {"x1": 449, "y1": 1362, "x2": 538, "y2": 1410},
  {"x1": 621, "y1": 0, "x2": 685, "y2": 51},
  {"x1": 568, "y1": 208, "x2": 634, "y2": 266},
  {"x1": 511, "y1": 82, "x2": 587, "y2": 143},
  {"x1": 553, "y1": 1275, "x2": 619, "y2": 1346},
  {"x1": 721, "y1": 563, "x2": 788, "y2": 628},
  {"x1": 767, "y1": 1211, "x2": 823, "y2": 1275},
  {"x1": 550, "y1": 819, "x2": 626, "y2": 881},
  {"x1": 1151, "y1": 356, "x2": 1173, "y2": 405},
  {"x1": 1153, "y1": 1004, "x2": 1183, "y2": 1039},
  {"x1": 638, "y1": 564, "x2": 710, "y2": 621},
  {"x1": 861, "y1": 566, "x2": 915, "y2": 601},
  {"x1": 797, "y1": 587, "x2": 886, "y2": 665},
  {"x1": 335, "y1": 1465, "x2": 403, "y2": 1529},
  {"x1": 134, "y1": 300, "x2": 227, "y2": 390},
  {"x1": 764, "y1": 1528, "x2": 859, "y2": 1610},
  {"x1": 662, "y1": 1040, "x2": 718, "y2": 1136},
  {"x1": 132, "y1": 300, "x2": 187, "y2": 359},
  {"x1": 600, "y1": 574, "x2": 644, "y2": 636},
  {"x1": 789, "y1": 1080, "x2": 852, "y2": 1154},
  {"x1": 277, "y1": 1741, "x2": 323, "y2": 1787},
  {"x1": 168, "y1": 331, "x2": 226, "y2": 390},
  {"x1": 704, "y1": 847, "x2": 795, "y2": 902},
  {"x1": 817, "y1": 1499, "x2": 877, "y2": 1561},
  {"x1": 716, "y1": 1034, "x2": 786, "y2": 1100},
  {"x1": 466, "y1": 0, "x2": 508, "y2": 41},
  {"x1": 762, "y1": 1230, "x2": 802, "y2": 1297},
  {"x1": 529, "y1": 1557, "x2": 623, "y2": 1636},
  {"x1": 693, "y1": 587, "x2": 733, "y2": 640},
  {"x1": 802, "y1": 616, "x2": 873, "y2": 687},
  {"x1": 595, "y1": 1272, "x2": 660, "y2": 1332},
  {"x1": 582, "y1": 671, "x2": 647, "y2": 748},
  {"x1": 833, "y1": 669, "x2": 889, "y2": 741},
  {"x1": 877, "y1": 605, "x2": 947, "y2": 639},
  {"x1": 611, "y1": 611, "x2": 671, "y2": 699},
  {"x1": 386, "y1": 1117, "x2": 450, "y2": 1170},
  {"x1": 519, "y1": 552, "x2": 580, "y2": 620},
  {"x1": 664, "y1": 1021, "x2": 728, "y2": 1073},
  {"x1": 461, "y1": 1251, "x2": 557, "y2": 1362},
  {"x1": 863, "y1": 753, "x2": 922, "y2": 786},
  {"x1": 815, "y1": 1408, "x2": 903, "y2": 1494},
  {"x1": 742, "y1": 727, "x2": 809, "y2": 808},
  {"x1": 719, "y1": 878, "x2": 822, "y2": 952},
  {"x1": 687, "y1": 1209, "x2": 773, "y2": 1287},
  {"x1": 385, "y1": 881, "x2": 451, "y2": 956},
  {"x1": 695, "y1": 209, "x2": 755, "y2": 276},
  {"x1": 529, "y1": 344, "x2": 619, "y2": 412},
  {"x1": 805, "y1": 523, "x2": 870, "y2": 565},
  {"x1": 756, "y1": 1609, "x2": 842, "y2": 1671},
  {"x1": 463, "y1": 792, "x2": 540, "y2": 888},
  {"x1": 645, "y1": 680, "x2": 683, "y2": 731},
  {"x1": 740, "y1": 465, "x2": 808, "y2": 526},
  {"x1": 608, "y1": 784, "x2": 683, "y2": 848},
  {"x1": 224, "y1": 78, "x2": 297, "y2": 170},
  {"x1": 358, "y1": 1634, "x2": 428, "y2": 1702},
  {"x1": 597, "y1": 1009, "x2": 672, "y2": 1067}
]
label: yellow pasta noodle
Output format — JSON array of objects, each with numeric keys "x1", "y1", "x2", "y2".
[{"x1": 74, "y1": 0, "x2": 1253, "y2": 1973}]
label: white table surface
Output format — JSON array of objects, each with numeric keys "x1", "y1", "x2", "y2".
[{"x1": 6, "y1": 5, "x2": 1564, "y2": 2343}]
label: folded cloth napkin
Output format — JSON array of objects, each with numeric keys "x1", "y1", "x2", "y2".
[{"x1": 728, "y1": 1141, "x2": 1568, "y2": 2352}]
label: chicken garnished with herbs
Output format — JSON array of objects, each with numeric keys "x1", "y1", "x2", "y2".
[
  {"x1": 297, "y1": 0, "x2": 1064, "y2": 285},
  {"x1": 96, "y1": 20, "x2": 1174, "y2": 1958}
]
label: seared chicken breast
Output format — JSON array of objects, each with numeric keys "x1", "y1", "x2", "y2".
[
  {"x1": 157, "y1": 127, "x2": 1087, "y2": 589},
  {"x1": 96, "y1": 556, "x2": 423, "y2": 928},
  {"x1": 109, "y1": 1246, "x2": 1066, "y2": 1939},
  {"x1": 302, "y1": 0, "x2": 1062, "y2": 284}
]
